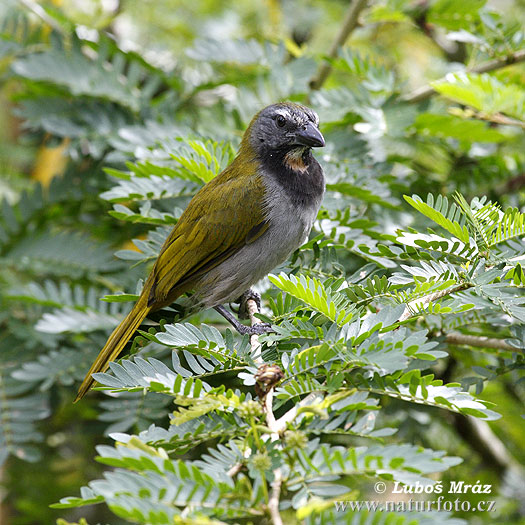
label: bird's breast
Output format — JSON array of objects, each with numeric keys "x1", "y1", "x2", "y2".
[
  {"x1": 188, "y1": 162, "x2": 324, "y2": 308},
  {"x1": 261, "y1": 168, "x2": 323, "y2": 257}
]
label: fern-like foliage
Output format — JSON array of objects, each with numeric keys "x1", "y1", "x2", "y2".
[
  {"x1": 269, "y1": 272, "x2": 357, "y2": 325},
  {"x1": 404, "y1": 194, "x2": 470, "y2": 243},
  {"x1": 11, "y1": 36, "x2": 162, "y2": 112},
  {"x1": 52, "y1": 434, "x2": 463, "y2": 523},
  {"x1": 3, "y1": 3, "x2": 525, "y2": 523}
]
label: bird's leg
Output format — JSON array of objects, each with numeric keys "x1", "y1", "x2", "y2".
[{"x1": 214, "y1": 304, "x2": 273, "y2": 336}]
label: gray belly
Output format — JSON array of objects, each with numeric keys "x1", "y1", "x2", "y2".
[{"x1": 191, "y1": 192, "x2": 320, "y2": 308}]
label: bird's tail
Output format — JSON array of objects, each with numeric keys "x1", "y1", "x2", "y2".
[{"x1": 74, "y1": 294, "x2": 151, "y2": 402}]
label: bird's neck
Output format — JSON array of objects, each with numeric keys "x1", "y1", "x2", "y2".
[{"x1": 259, "y1": 147, "x2": 325, "y2": 207}]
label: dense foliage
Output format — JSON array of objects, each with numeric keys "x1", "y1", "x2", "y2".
[{"x1": 1, "y1": 0, "x2": 524, "y2": 523}]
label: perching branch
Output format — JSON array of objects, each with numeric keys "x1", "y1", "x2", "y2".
[
  {"x1": 403, "y1": 48, "x2": 525, "y2": 103},
  {"x1": 247, "y1": 298, "x2": 263, "y2": 364},
  {"x1": 309, "y1": 0, "x2": 369, "y2": 91}
]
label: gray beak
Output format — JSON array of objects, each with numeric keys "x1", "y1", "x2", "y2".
[{"x1": 294, "y1": 121, "x2": 325, "y2": 148}]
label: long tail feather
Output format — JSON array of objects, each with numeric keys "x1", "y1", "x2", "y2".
[{"x1": 74, "y1": 294, "x2": 151, "y2": 402}]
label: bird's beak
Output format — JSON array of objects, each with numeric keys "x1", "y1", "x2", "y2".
[{"x1": 293, "y1": 122, "x2": 325, "y2": 148}]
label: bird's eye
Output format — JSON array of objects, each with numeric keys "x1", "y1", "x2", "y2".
[{"x1": 276, "y1": 115, "x2": 286, "y2": 127}]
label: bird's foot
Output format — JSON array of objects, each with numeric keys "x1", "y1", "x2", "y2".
[
  {"x1": 236, "y1": 322, "x2": 274, "y2": 336},
  {"x1": 236, "y1": 289, "x2": 261, "y2": 320},
  {"x1": 214, "y1": 304, "x2": 274, "y2": 335}
]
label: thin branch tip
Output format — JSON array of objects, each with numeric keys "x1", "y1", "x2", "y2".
[
  {"x1": 309, "y1": 0, "x2": 369, "y2": 91},
  {"x1": 403, "y1": 48, "x2": 525, "y2": 103}
]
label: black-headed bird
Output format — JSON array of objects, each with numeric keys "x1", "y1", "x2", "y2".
[{"x1": 76, "y1": 102, "x2": 325, "y2": 401}]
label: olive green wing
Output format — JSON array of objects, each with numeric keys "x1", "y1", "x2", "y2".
[{"x1": 147, "y1": 167, "x2": 268, "y2": 307}]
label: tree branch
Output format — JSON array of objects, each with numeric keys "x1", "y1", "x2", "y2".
[
  {"x1": 274, "y1": 392, "x2": 324, "y2": 434},
  {"x1": 309, "y1": 0, "x2": 369, "y2": 91},
  {"x1": 226, "y1": 462, "x2": 243, "y2": 478},
  {"x1": 247, "y1": 298, "x2": 263, "y2": 364},
  {"x1": 403, "y1": 48, "x2": 525, "y2": 103},
  {"x1": 471, "y1": 111, "x2": 525, "y2": 129},
  {"x1": 445, "y1": 332, "x2": 521, "y2": 352},
  {"x1": 450, "y1": 413, "x2": 520, "y2": 476},
  {"x1": 247, "y1": 299, "x2": 284, "y2": 524},
  {"x1": 397, "y1": 283, "x2": 471, "y2": 323},
  {"x1": 264, "y1": 390, "x2": 285, "y2": 525},
  {"x1": 18, "y1": 0, "x2": 64, "y2": 33},
  {"x1": 265, "y1": 389, "x2": 278, "y2": 439},
  {"x1": 268, "y1": 467, "x2": 284, "y2": 525}
]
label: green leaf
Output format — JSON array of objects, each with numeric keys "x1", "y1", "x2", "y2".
[
  {"x1": 101, "y1": 293, "x2": 140, "y2": 303},
  {"x1": 432, "y1": 73, "x2": 525, "y2": 120},
  {"x1": 404, "y1": 194, "x2": 470, "y2": 243},
  {"x1": 269, "y1": 272, "x2": 356, "y2": 326},
  {"x1": 414, "y1": 113, "x2": 507, "y2": 143},
  {"x1": 428, "y1": 0, "x2": 486, "y2": 30},
  {"x1": 12, "y1": 38, "x2": 160, "y2": 112}
]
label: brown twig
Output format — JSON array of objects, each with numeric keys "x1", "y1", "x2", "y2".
[
  {"x1": 397, "y1": 283, "x2": 472, "y2": 323},
  {"x1": 451, "y1": 413, "x2": 519, "y2": 476},
  {"x1": 403, "y1": 49, "x2": 525, "y2": 103},
  {"x1": 472, "y1": 111, "x2": 525, "y2": 129},
  {"x1": 309, "y1": 0, "x2": 369, "y2": 91},
  {"x1": 445, "y1": 332, "x2": 520, "y2": 352}
]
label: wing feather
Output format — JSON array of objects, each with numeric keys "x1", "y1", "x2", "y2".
[{"x1": 148, "y1": 160, "x2": 266, "y2": 307}]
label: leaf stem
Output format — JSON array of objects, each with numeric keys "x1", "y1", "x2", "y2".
[
  {"x1": 249, "y1": 417, "x2": 270, "y2": 505},
  {"x1": 397, "y1": 282, "x2": 472, "y2": 322},
  {"x1": 403, "y1": 48, "x2": 525, "y2": 103},
  {"x1": 471, "y1": 111, "x2": 525, "y2": 129}
]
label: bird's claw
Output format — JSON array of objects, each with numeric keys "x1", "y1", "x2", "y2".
[
  {"x1": 237, "y1": 289, "x2": 262, "y2": 320},
  {"x1": 237, "y1": 322, "x2": 274, "y2": 336}
]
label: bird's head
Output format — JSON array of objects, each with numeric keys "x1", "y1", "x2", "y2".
[
  {"x1": 247, "y1": 102, "x2": 325, "y2": 152},
  {"x1": 241, "y1": 102, "x2": 324, "y2": 173}
]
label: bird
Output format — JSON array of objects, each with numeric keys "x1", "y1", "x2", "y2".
[{"x1": 75, "y1": 102, "x2": 325, "y2": 401}]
